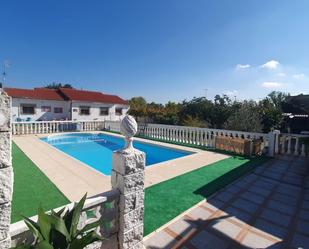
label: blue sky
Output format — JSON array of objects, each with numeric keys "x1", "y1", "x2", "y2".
[{"x1": 1, "y1": 0, "x2": 309, "y2": 103}]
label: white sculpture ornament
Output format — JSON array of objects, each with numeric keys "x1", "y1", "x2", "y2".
[{"x1": 120, "y1": 115, "x2": 138, "y2": 152}]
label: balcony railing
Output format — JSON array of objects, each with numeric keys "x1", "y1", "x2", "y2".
[
  {"x1": 104, "y1": 121, "x2": 308, "y2": 157},
  {"x1": 12, "y1": 120, "x2": 105, "y2": 135},
  {"x1": 12, "y1": 120, "x2": 309, "y2": 157}
]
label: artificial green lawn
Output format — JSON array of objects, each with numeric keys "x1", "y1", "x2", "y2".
[
  {"x1": 11, "y1": 143, "x2": 69, "y2": 223},
  {"x1": 144, "y1": 155, "x2": 269, "y2": 235}
]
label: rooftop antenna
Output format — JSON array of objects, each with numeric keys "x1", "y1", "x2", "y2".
[{"x1": 2, "y1": 60, "x2": 11, "y2": 87}]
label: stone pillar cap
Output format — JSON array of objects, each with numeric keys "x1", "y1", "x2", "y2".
[{"x1": 120, "y1": 115, "x2": 138, "y2": 152}]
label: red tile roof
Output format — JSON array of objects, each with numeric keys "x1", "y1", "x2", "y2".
[
  {"x1": 59, "y1": 88, "x2": 128, "y2": 104},
  {"x1": 4, "y1": 88, "x2": 64, "y2": 101},
  {"x1": 4, "y1": 87, "x2": 128, "y2": 105}
]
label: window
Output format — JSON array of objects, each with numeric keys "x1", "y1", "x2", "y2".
[
  {"x1": 41, "y1": 106, "x2": 51, "y2": 112},
  {"x1": 54, "y1": 107, "x2": 63, "y2": 113},
  {"x1": 100, "y1": 107, "x2": 109, "y2": 116},
  {"x1": 73, "y1": 108, "x2": 78, "y2": 112},
  {"x1": 21, "y1": 104, "x2": 36, "y2": 114},
  {"x1": 115, "y1": 108, "x2": 123, "y2": 116},
  {"x1": 80, "y1": 106, "x2": 90, "y2": 115}
]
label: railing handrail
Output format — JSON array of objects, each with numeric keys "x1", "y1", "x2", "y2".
[
  {"x1": 10, "y1": 189, "x2": 119, "y2": 237},
  {"x1": 138, "y1": 123, "x2": 268, "y2": 138},
  {"x1": 12, "y1": 120, "x2": 104, "y2": 124},
  {"x1": 281, "y1": 133, "x2": 309, "y2": 138}
]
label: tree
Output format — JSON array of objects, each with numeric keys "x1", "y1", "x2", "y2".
[
  {"x1": 224, "y1": 100, "x2": 263, "y2": 132},
  {"x1": 161, "y1": 102, "x2": 181, "y2": 125},
  {"x1": 258, "y1": 91, "x2": 289, "y2": 132},
  {"x1": 45, "y1": 83, "x2": 73, "y2": 89},
  {"x1": 210, "y1": 95, "x2": 233, "y2": 128},
  {"x1": 180, "y1": 97, "x2": 213, "y2": 127},
  {"x1": 128, "y1": 97, "x2": 147, "y2": 120}
]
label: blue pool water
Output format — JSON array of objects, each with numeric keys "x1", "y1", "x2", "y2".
[{"x1": 41, "y1": 133, "x2": 192, "y2": 175}]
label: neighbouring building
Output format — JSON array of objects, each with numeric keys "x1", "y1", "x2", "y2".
[
  {"x1": 4, "y1": 87, "x2": 129, "y2": 122},
  {"x1": 282, "y1": 94, "x2": 309, "y2": 133}
]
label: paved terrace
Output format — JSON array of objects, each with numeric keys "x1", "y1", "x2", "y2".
[{"x1": 144, "y1": 156, "x2": 309, "y2": 249}]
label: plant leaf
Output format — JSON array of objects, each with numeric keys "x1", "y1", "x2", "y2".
[
  {"x1": 23, "y1": 216, "x2": 43, "y2": 242},
  {"x1": 68, "y1": 231, "x2": 102, "y2": 249},
  {"x1": 49, "y1": 214, "x2": 70, "y2": 238},
  {"x1": 11, "y1": 245, "x2": 33, "y2": 249},
  {"x1": 37, "y1": 207, "x2": 52, "y2": 241},
  {"x1": 55, "y1": 207, "x2": 66, "y2": 217},
  {"x1": 34, "y1": 241, "x2": 53, "y2": 249},
  {"x1": 70, "y1": 194, "x2": 87, "y2": 237},
  {"x1": 77, "y1": 219, "x2": 102, "y2": 235}
]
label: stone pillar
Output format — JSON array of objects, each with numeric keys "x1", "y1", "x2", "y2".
[
  {"x1": 111, "y1": 115, "x2": 145, "y2": 249},
  {"x1": 0, "y1": 90, "x2": 13, "y2": 249},
  {"x1": 268, "y1": 130, "x2": 280, "y2": 157}
]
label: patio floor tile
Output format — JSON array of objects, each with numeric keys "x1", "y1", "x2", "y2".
[
  {"x1": 186, "y1": 206, "x2": 213, "y2": 222},
  {"x1": 272, "y1": 192, "x2": 298, "y2": 205},
  {"x1": 231, "y1": 198, "x2": 259, "y2": 214},
  {"x1": 241, "y1": 232, "x2": 276, "y2": 248},
  {"x1": 248, "y1": 185, "x2": 271, "y2": 197},
  {"x1": 254, "y1": 218, "x2": 288, "y2": 239},
  {"x1": 190, "y1": 230, "x2": 229, "y2": 249},
  {"x1": 168, "y1": 217, "x2": 197, "y2": 235},
  {"x1": 260, "y1": 209, "x2": 292, "y2": 227},
  {"x1": 212, "y1": 218, "x2": 242, "y2": 239},
  {"x1": 225, "y1": 206, "x2": 252, "y2": 223},
  {"x1": 299, "y1": 209, "x2": 309, "y2": 221},
  {"x1": 215, "y1": 191, "x2": 235, "y2": 202},
  {"x1": 234, "y1": 179, "x2": 250, "y2": 188},
  {"x1": 241, "y1": 191, "x2": 265, "y2": 204},
  {"x1": 144, "y1": 231, "x2": 177, "y2": 249},
  {"x1": 296, "y1": 219, "x2": 309, "y2": 235},
  {"x1": 225, "y1": 185, "x2": 242, "y2": 195},
  {"x1": 207, "y1": 198, "x2": 225, "y2": 210},
  {"x1": 292, "y1": 232, "x2": 309, "y2": 249},
  {"x1": 267, "y1": 199, "x2": 297, "y2": 215},
  {"x1": 302, "y1": 200, "x2": 309, "y2": 209}
]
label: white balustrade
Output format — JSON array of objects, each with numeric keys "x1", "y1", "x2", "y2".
[
  {"x1": 96, "y1": 121, "x2": 309, "y2": 158},
  {"x1": 136, "y1": 123, "x2": 268, "y2": 152},
  {"x1": 12, "y1": 120, "x2": 105, "y2": 135},
  {"x1": 277, "y1": 133, "x2": 309, "y2": 157}
]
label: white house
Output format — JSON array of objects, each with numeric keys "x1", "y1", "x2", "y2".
[{"x1": 4, "y1": 87, "x2": 129, "y2": 122}]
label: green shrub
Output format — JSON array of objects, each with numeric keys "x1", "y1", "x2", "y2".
[{"x1": 13, "y1": 194, "x2": 103, "y2": 249}]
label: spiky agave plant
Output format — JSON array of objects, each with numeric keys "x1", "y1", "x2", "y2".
[{"x1": 13, "y1": 194, "x2": 103, "y2": 249}]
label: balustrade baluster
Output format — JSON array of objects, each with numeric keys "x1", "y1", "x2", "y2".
[
  {"x1": 294, "y1": 137, "x2": 299, "y2": 156},
  {"x1": 281, "y1": 136, "x2": 286, "y2": 154},
  {"x1": 274, "y1": 133, "x2": 279, "y2": 154},
  {"x1": 287, "y1": 137, "x2": 292, "y2": 154},
  {"x1": 301, "y1": 143, "x2": 306, "y2": 156}
]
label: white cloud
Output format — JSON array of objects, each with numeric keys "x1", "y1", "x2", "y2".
[
  {"x1": 236, "y1": 64, "x2": 250, "y2": 70},
  {"x1": 277, "y1": 73, "x2": 286, "y2": 77},
  {"x1": 261, "y1": 81, "x2": 283, "y2": 88},
  {"x1": 293, "y1": 73, "x2": 305, "y2": 79},
  {"x1": 261, "y1": 60, "x2": 280, "y2": 70}
]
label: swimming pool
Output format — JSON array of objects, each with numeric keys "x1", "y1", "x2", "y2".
[{"x1": 41, "y1": 133, "x2": 192, "y2": 175}]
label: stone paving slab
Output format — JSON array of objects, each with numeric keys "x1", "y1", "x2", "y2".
[{"x1": 144, "y1": 156, "x2": 309, "y2": 249}]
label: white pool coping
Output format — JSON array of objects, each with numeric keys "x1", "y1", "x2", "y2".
[{"x1": 13, "y1": 131, "x2": 229, "y2": 202}]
